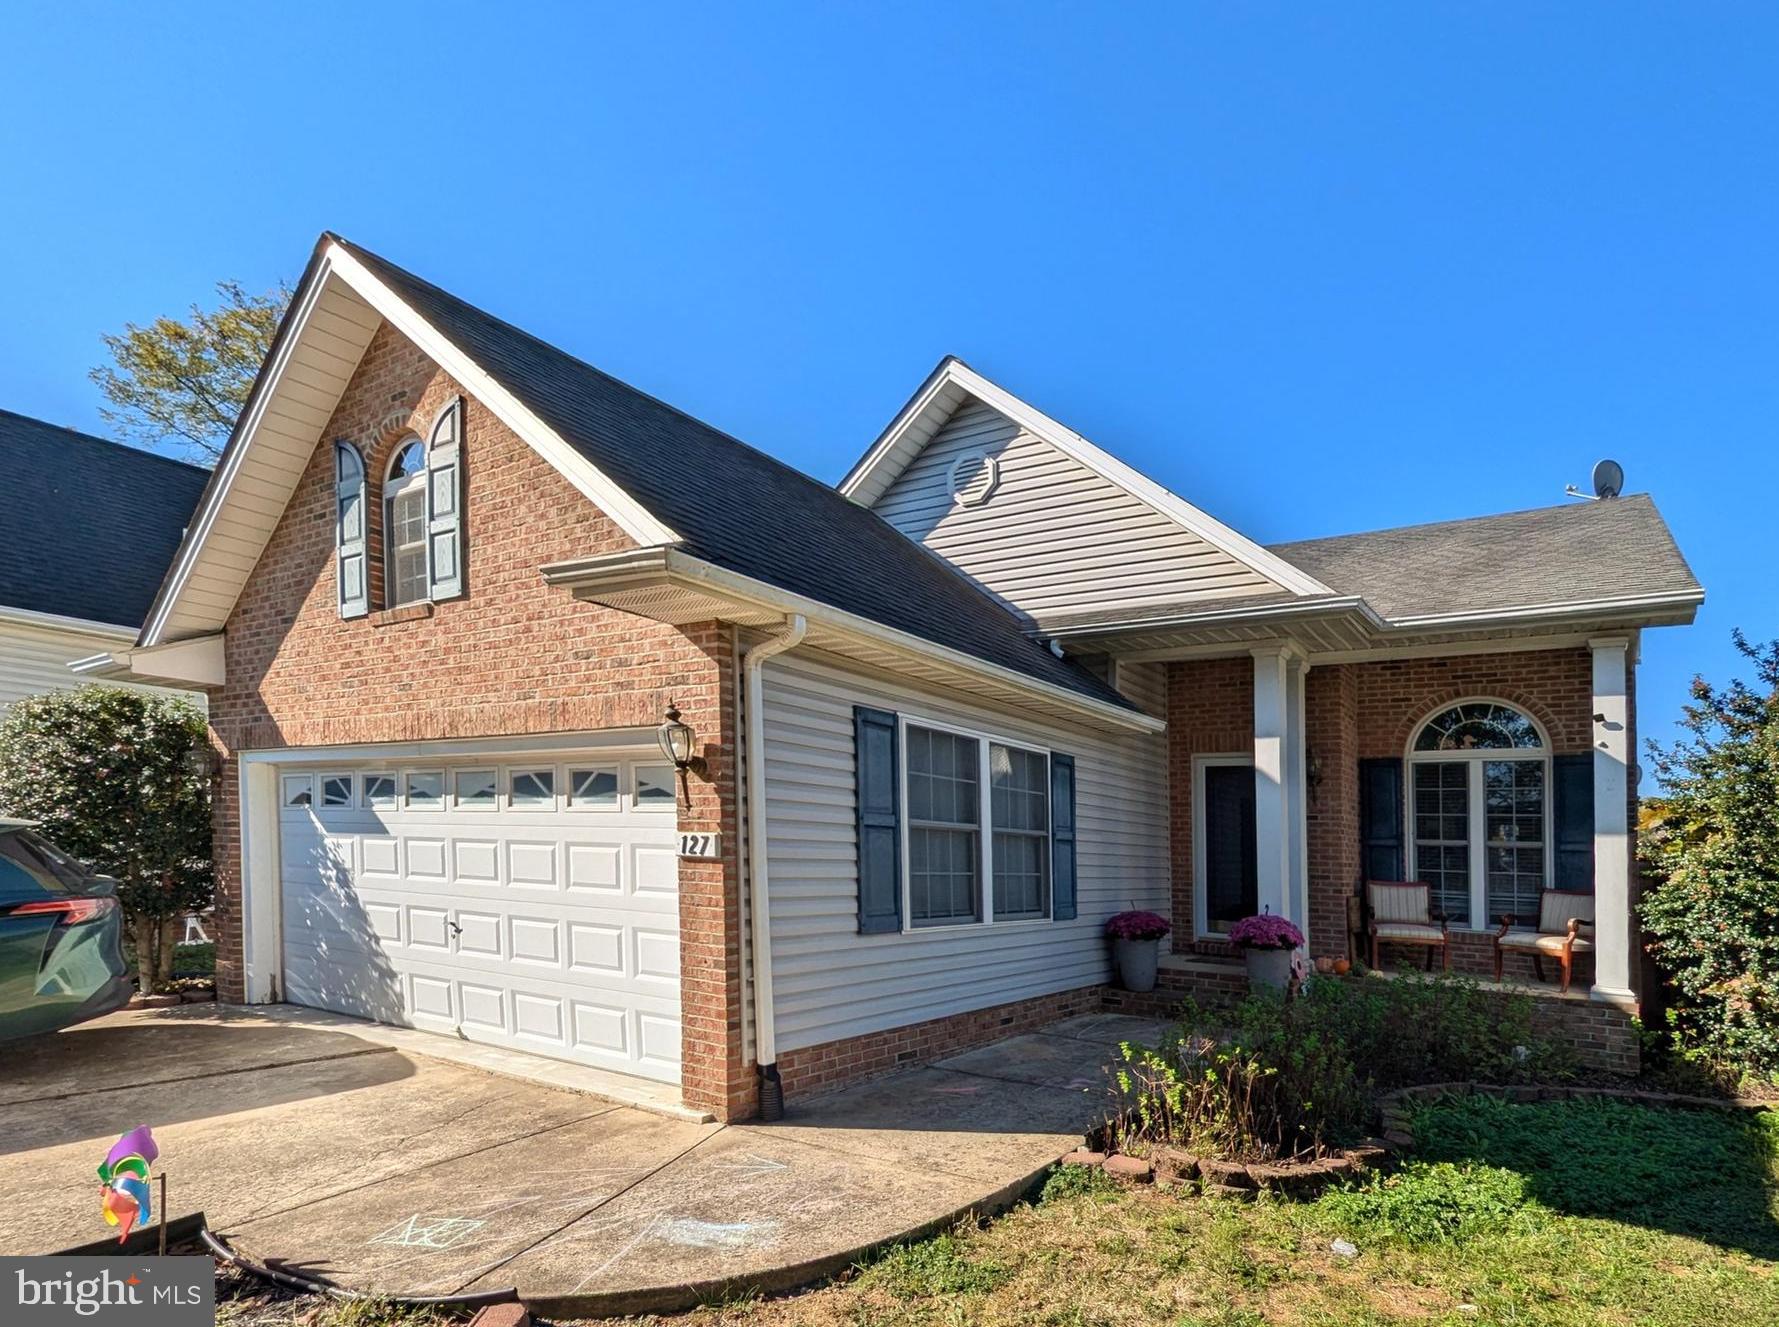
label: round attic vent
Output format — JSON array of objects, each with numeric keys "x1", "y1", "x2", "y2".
[{"x1": 948, "y1": 450, "x2": 1000, "y2": 507}]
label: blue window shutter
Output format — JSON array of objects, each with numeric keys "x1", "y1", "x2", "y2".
[
  {"x1": 334, "y1": 441, "x2": 367, "y2": 618},
  {"x1": 426, "y1": 397, "x2": 465, "y2": 600},
  {"x1": 1359, "y1": 758, "x2": 1405, "y2": 882},
  {"x1": 1552, "y1": 753, "x2": 1595, "y2": 891},
  {"x1": 1051, "y1": 752, "x2": 1077, "y2": 921},
  {"x1": 854, "y1": 706, "x2": 902, "y2": 934}
]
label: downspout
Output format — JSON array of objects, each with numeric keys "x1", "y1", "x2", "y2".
[{"x1": 745, "y1": 613, "x2": 806, "y2": 1120}]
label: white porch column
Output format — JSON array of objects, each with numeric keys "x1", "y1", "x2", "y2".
[
  {"x1": 1253, "y1": 644, "x2": 1310, "y2": 946},
  {"x1": 1589, "y1": 636, "x2": 1635, "y2": 1003}
]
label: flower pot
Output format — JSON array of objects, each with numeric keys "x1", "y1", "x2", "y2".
[
  {"x1": 1243, "y1": 946, "x2": 1294, "y2": 990},
  {"x1": 1113, "y1": 936, "x2": 1161, "y2": 992}
]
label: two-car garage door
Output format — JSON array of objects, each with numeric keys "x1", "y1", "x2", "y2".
[{"x1": 276, "y1": 751, "x2": 684, "y2": 1084}]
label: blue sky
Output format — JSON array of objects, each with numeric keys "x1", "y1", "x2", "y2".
[{"x1": 1, "y1": 3, "x2": 1772, "y2": 750}]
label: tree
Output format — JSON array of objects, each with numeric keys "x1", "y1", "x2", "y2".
[
  {"x1": 0, "y1": 688, "x2": 212, "y2": 990},
  {"x1": 90, "y1": 279, "x2": 289, "y2": 463},
  {"x1": 1639, "y1": 632, "x2": 1779, "y2": 1072}
]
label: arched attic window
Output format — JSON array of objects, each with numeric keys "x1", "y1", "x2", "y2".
[{"x1": 1407, "y1": 700, "x2": 1549, "y2": 930}]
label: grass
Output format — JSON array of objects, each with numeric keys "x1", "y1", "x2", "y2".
[{"x1": 210, "y1": 1099, "x2": 1779, "y2": 1327}]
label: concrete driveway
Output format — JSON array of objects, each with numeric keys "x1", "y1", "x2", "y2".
[{"x1": 0, "y1": 1004, "x2": 1164, "y2": 1315}]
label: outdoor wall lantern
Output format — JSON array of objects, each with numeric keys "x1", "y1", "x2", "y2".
[
  {"x1": 184, "y1": 744, "x2": 217, "y2": 782},
  {"x1": 657, "y1": 700, "x2": 707, "y2": 805}
]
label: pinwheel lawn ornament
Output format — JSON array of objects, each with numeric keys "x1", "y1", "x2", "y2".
[{"x1": 97, "y1": 1126, "x2": 158, "y2": 1245}]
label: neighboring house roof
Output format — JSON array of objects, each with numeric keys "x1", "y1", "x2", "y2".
[
  {"x1": 1269, "y1": 494, "x2": 1702, "y2": 624},
  {"x1": 145, "y1": 235, "x2": 1132, "y2": 714},
  {"x1": 0, "y1": 409, "x2": 209, "y2": 629}
]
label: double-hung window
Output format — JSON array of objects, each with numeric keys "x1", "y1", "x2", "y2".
[{"x1": 903, "y1": 721, "x2": 1050, "y2": 928}]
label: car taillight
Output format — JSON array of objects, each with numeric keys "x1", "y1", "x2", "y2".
[{"x1": 10, "y1": 896, "x2": 116, "y2": 924}]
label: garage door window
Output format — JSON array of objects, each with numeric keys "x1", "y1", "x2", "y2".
[
  {"x1": 282, "y1": 775, "x2": 313, "y2": 807},
  {"x1": 511, "y1": 769, "x2": 555, "y2": 807},
  {"x1": 320, "y1": 775, "x2": 354, "y2": 807},
  {"x1": 569, "y1": 768, "x2": 619, "y2": 807},
  {"x1": 364, "y1": 774, "x2": 397, "y2": 809},
  {"x1": 405, "y1": 771, "x2": 444, "y2": 809},
  {"x1": 635, "y1": 765, "x2": 677, "y2": 808},
  {"x1": 454, "y1": 769, "x2": 497, "y2": 808}
]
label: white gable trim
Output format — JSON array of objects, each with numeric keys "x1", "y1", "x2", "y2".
[
  {"x1": 142, "y1": 240, "x2": 679, "y2": 648},
  {"x1": 841, "y1": 358, "x2": 1332, "y2": 599},
  {"x1": 324, "y1": 244, "x2": 679, "y2": 551}
]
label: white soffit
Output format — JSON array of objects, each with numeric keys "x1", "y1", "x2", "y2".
[
  {"x1": 143, "y1": 240, "x2": 681, "y2": 647},
  {"x1": 839, "y1": 357, "x2": 1331, "y2": 599}
]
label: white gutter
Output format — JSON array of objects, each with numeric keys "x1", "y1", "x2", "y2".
[{"x1": 745, "y1": 613, "x2": 807, "y2": 1076}]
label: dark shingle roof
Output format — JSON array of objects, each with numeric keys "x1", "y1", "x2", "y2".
[
  {"x1": 0, "y1": 410, "x2": 210, "y2": 629},
  {"x1": 334, "y1": 237, "x2": 1131, "y2": 711},
  {"x1": 1269, "y1": 494, "x2": 1700, "y2": 621}
]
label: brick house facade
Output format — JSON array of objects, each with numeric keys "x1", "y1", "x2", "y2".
[{"x1": 115, "y1": 235, "x2": 1698, "y2": 1116}]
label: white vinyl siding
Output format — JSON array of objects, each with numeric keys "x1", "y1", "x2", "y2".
[
  {"x1": 759, "y1": 650, "x2": 1168, "y2": 1053},
  {"x1": 872, "y1": 400, "x2": 1283, "y2": 623},
  {"x1": 0, "y1": 618, "x2": 205, "y2": 711}
]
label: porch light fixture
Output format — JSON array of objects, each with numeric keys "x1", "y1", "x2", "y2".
[
  {"x1": 184, "y1": 744, "x2": 217, "y2": 781},
  {"x1": 657, "y1": 700, "x2": 706, "y2": 805}
]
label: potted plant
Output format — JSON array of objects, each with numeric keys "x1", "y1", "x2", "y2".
[
  {"x1": 1229, "y1": 912, "x2": 1305, "y2": 990},
  {"x1": 1105, "y1": 910, "x2": 1171, "y2": 992}
]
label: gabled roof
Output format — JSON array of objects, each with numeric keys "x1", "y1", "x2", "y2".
[
  {"x1": 1269, "y1": 494, "x2": 1702, "y2": 624},
  {"x1": 840, "y1": 356, "x2": 1333, "y2": 599},
  {"x1": 0, "y1": 409, "x2": 208, "y2": 630},
  {"x1": 144, "y1": 236, "x2": 1134, "y2": 716}
]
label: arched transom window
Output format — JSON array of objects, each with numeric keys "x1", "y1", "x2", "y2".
[
  {"x1": 384, "y1": 438, "x2": 429, "y2": 607},
  {"x1": 1408, "y1": 700, "x2": 1549, "y2": 929}
]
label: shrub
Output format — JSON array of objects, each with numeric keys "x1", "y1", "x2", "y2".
[
  {"x1": 1640, "y1": 633, "x2": 1779, "y2": 1074},
  {"x1": 0, "y1": 687, "x2": 212, "y2": 990},
  {"x1": 1108, "y1": 974, "x2": 1570, "y2": 1163}
]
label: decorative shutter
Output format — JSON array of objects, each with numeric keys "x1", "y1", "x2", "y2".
[
  {"x1": 425, "y1": 397, "x2": 465, "y2": 600},
  {"x1": 854, "y1": 706, "x2": 902, "y2": 934},
  {"x1": 1358, "y1": 757, "x2": 1406, "y2": 882},
  {"x1": 334, "y1": 441, "x2": 367, "y2": 619},
  {"x1": 1050, "y1": 752, "x2": 1077, "y2": 921},
  {"x1": 1552, "y1": 753, "x2": 1595, "y2": 890}
]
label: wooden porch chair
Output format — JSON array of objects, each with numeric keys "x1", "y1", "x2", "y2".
[
  {"x1": 1365, "y1": 880, "x2": 1451, "y2": 972},
  {"x1": 1494, "y1": 889, "x2": 1594, "y2": 994}
]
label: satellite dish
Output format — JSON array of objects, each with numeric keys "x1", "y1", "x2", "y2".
[{"x1": 1591, "y1": 458, "x2": 1625, "y2": 500}]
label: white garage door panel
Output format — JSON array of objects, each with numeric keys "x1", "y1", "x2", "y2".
[{"x1": 277, "y1": 755, "x2": 683, "y2": 1084}]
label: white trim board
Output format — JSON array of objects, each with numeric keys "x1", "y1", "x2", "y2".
[{"x1": 840, "y1": 357, "x2": 1332, "y2": 599}]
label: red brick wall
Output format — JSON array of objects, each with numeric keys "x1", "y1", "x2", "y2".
[
  {"x1": 206, "y1": 322, "x2": 754, "y2": 1120},
  {"x1": 1165, "y1": 657, "x2": 1252, "y2": 948},
  {"x1": 1167, "y1": 647, "x2": 1612, "y2": 983}
]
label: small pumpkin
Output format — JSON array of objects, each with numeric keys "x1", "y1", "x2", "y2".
[
  {"x1": 1332, "y1": 957, "x2": 1352, "y2": 975},
  {"x1": 1314, "y1": 955, "x2": 1335, "y2": 974}
]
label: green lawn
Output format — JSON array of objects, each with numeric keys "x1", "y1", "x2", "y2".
[{"x1": 217, "y1": 1098, "x2": 1779, "y2": 1327}]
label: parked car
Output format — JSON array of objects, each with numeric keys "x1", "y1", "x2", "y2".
[{"x1": 0, "y1": 819, "x2": 132, "y2": 1041}]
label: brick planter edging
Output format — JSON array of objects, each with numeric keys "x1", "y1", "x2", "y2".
[{"x1": 1060, "y1": 1139, "x2": 1392, "y2": 1201}]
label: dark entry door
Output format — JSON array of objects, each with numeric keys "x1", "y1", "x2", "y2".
[{"x1": 1203, "y1": 763, "x2": 1258, "y2": 932}]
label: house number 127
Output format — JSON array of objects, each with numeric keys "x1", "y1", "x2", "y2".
[{"x1": 678, "y1": 832, "x2": 721, "y2": 860}]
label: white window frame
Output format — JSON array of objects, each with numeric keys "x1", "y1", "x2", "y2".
[
  {"x1": 403, "y1": 769, "x2": 446, "y2": 811},
  {"x1": 319, "y1": 773, "x2": 355, "y2": 808},
  {"x1": 896, "y1": 713, "x2": 1053, "y2": 933},
  {"x1": 508, "y1": 766, "x2": 558, "y2": 810},
  {"x1": 363, "y1": 772, "x2": 398, "y2": 810},
  {"x1": 451, "y1": 767, "x2": 499, "y2": 811},
  {"x1": 632, "y1": 763, "x2": 679, "y2": 812},
  {"x1": 1192, "y1": 753, "x2": 1253, "y2": 942},
  {"x1": 1404, "y1": 698, "x2": 1553, "y2": 932},
  {"x1": 383, "y1": 437, "x2": 430, "y2": 608},
  {"x1": 566, "y1": 765, "x2": 622, "y2": 810},
  {"x1": 281, "y1": 774, "x2": 314, "y2": 808}
]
